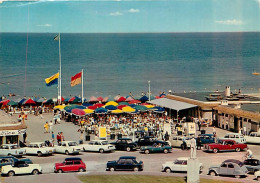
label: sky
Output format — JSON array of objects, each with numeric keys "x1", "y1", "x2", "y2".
[{"x1": 0, "y1": 0, "x2": 260, "y2": 33}]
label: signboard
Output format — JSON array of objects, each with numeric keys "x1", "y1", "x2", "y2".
[
  {"x1": 99, "y1": 127, "x2": 107, "y2": 138},
  {"x1": 187, "y1": 123, "x2": 196, "y2": 135},
  {"x1": 0, "y1": 129, "x2": 26, "y2": 137}
]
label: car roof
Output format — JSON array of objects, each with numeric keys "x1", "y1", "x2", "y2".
[
  {"x1": 225, "y1": 133, "x2": 241, "y2": 135},
  {"x1": 90, "y1": 140, "x2": 107, "y2": 142},
  {"x1": 219, "y1": 139, "x2": 236, "y2": 142},
  {"x1": 177, "y1": 157, "x2": 189, "y2": 161},
  {"x1": 0, "y1": 156, "x2": 16, "y2": 159},
  {"x1": 2, "y1": 144, "x2": 18, "y2": 146},
  {"x1": 223, "y1": 159, "x2": 243, "y2": 166},
  {"x1": 65, "y1": 157, "x2": 82, "y2": 161},
  {"x1": 119, "y1": 156, "x2": 136, "y2": 159},
  {"x1": 29, "y1": 142, "x2": 45, "y2": 144}
]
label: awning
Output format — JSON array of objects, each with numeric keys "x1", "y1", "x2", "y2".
[{"x1": 148, "y1": 98, "x2": 197, "y2": 111}]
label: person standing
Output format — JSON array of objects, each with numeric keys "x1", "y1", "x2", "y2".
[
  {"x1": 198, "y1": 121, "x2": 201, "y2": 131},
  {"x1": 44, "y1": 121, "x2": 49, "y2": 133},
  {"x1": 190, "y1": 136, "x2": 197, "y2": 159},
  {"x1": 49, "y1": 120, "x2": 53, "y2": 133},
  {"x1": 23, "y1": 132, "x2": 27, "y2": 143},
  {"x1": 212, "y1": 126, "x2": 216, "y2": 137},
  {"x1": 57, "y1": 132, "x2": 61, "y2": 144},
  {"x1": 39, "y1": 107, "x2": 43, "y2": 119},
  {"x1": 51, "y1": 132, "x2": 55, "y2": 146}
]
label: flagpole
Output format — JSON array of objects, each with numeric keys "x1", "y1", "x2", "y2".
[
  {"x1": 82, "y1": 69, "x2": 84, "y2": 103},
  {"x1": 58, "y1": 33, "x2": 62, "y2": 104},
  {"x1": 58, "y1": 70, "x2": 60, "y2": 103}
]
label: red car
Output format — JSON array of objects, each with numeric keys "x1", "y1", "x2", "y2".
[
  {"x1": 203, "y1": 139, "x2": 247, "y2": 153},
  {"x1": 54, "y1": 157, "x2": 86, "y2": 173}
]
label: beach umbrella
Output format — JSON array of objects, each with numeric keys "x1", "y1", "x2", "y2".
[
  {"x1": 82, "y1": 103, "x2": 92, "y2": 107},
  {"x1": 69, "y1": 96, "x2": 81, "y2": 104},
  {"x1": 141, "y1": 103, "x2": 150, "y2": 106},
  {"x1": 7, "y1": 100, "x2": 18, "y2": 106},
  {"x1": 14, "y1": 98, "x2": 22, "y2": 103},
  {"x1": 89, "y1": 96, "x2": 98, "y2": 103},
  {"x1": 144, "y1": 105, "x2": 154, "y2": 109},
  {"x1": 102, "y1": 97, "x2": 109, "y2": 103},
  {"x1": 72, "y1": 108, "x2": 86, "y2": 116},
  {"x1": 118, "y1": 102, "x2": 128, "y2": 106},
  {"x1": 32, "y1": 97, "x2": 40, "y2": 102},
  {"x1": 105, "y1": 105, "x2": 117, "y2": 110},
  {"x1": 129, "y1": 104, "x2": 136, "y2": 108},
  {"x1": 71, "y1": 105, "x2": 86, "y2": 109},
  {"x1": 155, "y1": 96, "x2": 161, "y2": 99},
  {"x1": 64, "y1": 98, "x2": 70, "y2": 102},
  {"x1": 88, "y1": 105, "x2": 98, "y2": 110},
  {"x1": 114, "y1": 95, "x2": 121, "y2": 101},
  {"x1": 0, "y1": 100, "x2": 10, "y2": 106},
  {"x1": 61, "y1": 97, "x2": 65, "y2": 102},
  {"x1": 23, "y1": 99, "x2": 36, "y2": 105},
  {"x1": 134, "y1": 105, "x2": 148, "y2": 112},
  {"x1": 117, "y1": 96, "x2": 126, "y2": 102},
  {"x1": 97, "y1": 96, "x2": 103, "y2": 101},
  {"x1": 111, "y1": 109, "x2": 123, "y2": 114},
  {"x1": 95, "y1": 108, "x2": 107, "y2": 114},
  {"x1": 153, "y1": 106, "x2": 165, "y2": 113},
  {"x1": 19, "y1": 98, "x2": 26, "y2": 105},
  {"x1": 105, "y1": 101, "x2": 118, "y2": 106},
  {"x1": 93, "y1": 103, "x2": 104, "y2": 108},
  {"x1": 64, "y1": 105, "x2": 77, "y2": 111},
  {"x1": 83, "y1": 109, "x2": 94, "y2": 114},
  {"x1": 117, "y1": 105, "x2": 128, "y2": 110},
  {"x1": 43, "y1": 99, "x2": 53, "y2": 104},
  {"x1": 160, "y1": 93, "x2": 166, "y2": 97},
  {"x1": 66, "y1": 109, "x2": 72, "y2": 113},
  {"x1": 128, "y1": 100, "x2": 141, "y2": 104},
  {"x1": 54, "y1": 105, "x2": 66, "y2": 110},
  {"x1": 140, "y1": 95, "x2": 149, "y2": 103},
  {"x1": 125, "y1": 96, "x2": 134, "y2": 102},
  {"x1": 122, "y1": 106, "x2": 136, "y2": 113}
]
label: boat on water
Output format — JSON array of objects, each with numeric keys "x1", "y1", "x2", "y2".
[
  {"x1": 252, "y1": 72, "x2": 260, "y2": 75},
  {"x1": 205, "y1": 93, "x2": 223, "y2": 101}
]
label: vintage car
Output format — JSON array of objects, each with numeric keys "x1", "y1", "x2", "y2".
[
  {"x1": 136, "y1": 136, "x2": 168, "y2": 147},
  {"x1": 203, "y1": 139, "x2": 247, "y2": 153},
  {"x1": 54, "y1": 157, "x2": 86, "y2": 173},
  {"x1": 243, "y1": 159, "x2": 260, "y2": 174},
  {"x1": 106, "y1": 156, "x2": 143, "y2": 172},
  {"x1": 168, "y1": 136, "x2": 191, "y2": 149},
  {"x1": 140, "y1": 143, "x2": 172, "y2": 154},
  {"x1": 255, "y1": 170, "x2": 260, "y2": 181},
  {"x1": 23, "y1": 142, "x2": 55, "y2": 156},
  {"x1": 162, "y1": 157, "x2": 203, "y2": 173},
  {"x1": 1, "y1": 161, "x2": 42, "y2": 177},
  {"x1": 197, "y1": 134, "x2": 215, "y2": 144},
  {"x1": 80, "y1": 140, "x2": 115, "y2": 153},
  {"x1": 0, "y1": 156, "x2": 32, "y2": 169},
  {"x1": 0, "y1": 144, "x2": 26, "y2": 157},
  {"x1": 208, "y1": 159, "x2": 248, "y2": 178},
  {"x1": 111, "y1": 138, "x2": 138, "y2": 152},
  {"x1": 54, "y1": 141, "x2": 82, "y2": 155},
  {"x1": 245, "y1": 132, "x2": 260, "y2": 144},
  {"x1": 222, "y1": 133, "x2": 246, "y2": 143}
]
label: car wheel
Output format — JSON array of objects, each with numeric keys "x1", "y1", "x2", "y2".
[
  {"x1": 32, "y1": 169, "x2": 39, "y2": 175},
  {"x1": 213, "y1": 149, "x2": 218, "y2": 153},
  {"x1": 209, "y1": 171, "x2": 217, "y2": 176},
  {"x1": 79, "y1": 168, "x2": 84, "y2": 172},
  {"x1": 257, "y1": 176, "x2": 260, "y2": 181},
  {"x1": 7, "y1": 153, "x2": 12, "y2": 156},
  {"x1": 99, "y1": 149, "x2": 104, "y2": 153},
  {"x1": 126, "y1": 147, "x2": 131, "y2": 152},
  {"x1": 37, "y1": 152, "x2": 42, "y2": 157},
  {"x1": 110, "y1": 167, "x2": 115, "y2": 172},
  {"x1": 58, "y1": 169, "x2": 63, "y2": 173},
  {"x1": 181, "y1": 144, "x2": 185, "y2": 150},
  {"x1": 165, "y1": 168, "x2": 171, "y2": 174},
  {"x1": 235, "y1": 175, "x2": 241, "y2": 178},
  {"x1": 163, "y1": 149, "x2": 168, "y2": 154},
  {"x1": 145, "y1": 149, "x2": 149, "y2": 154},
  {"x1": 65, "y1": 150, "x2": 69, "y2": 155},
  {"x1": 8, "y1": 171, "x2": 15, "y2": 177},
  {"x1": 134, "y1": 167, "x2": 139, "y2": 172},
  {"x1": 235, "y1": 148, "x2": 241, "y2": 152}
]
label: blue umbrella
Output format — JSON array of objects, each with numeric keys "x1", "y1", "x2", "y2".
[
  {"x1": 82, "y1": 103, "x2": 92, "y2": 107},
  {"x1": 66, "y1": 109, "x2": 72, "y2": 113},
  {"x1": 140, "y1": 95, "x2": 149, "y2": 103},
  {"x1": 19, "y1": 98, "x2": 26, "y2": 105},
  {"x1": 153, "y1": 106, "x2": 165, "y2": 113},
  {"x1": 95, "y1": 108, "x2": 108, "y2": 114},
  {"x1": 71, "y1": 105, "x2": 86, "y2": 109},
  {"x1": 129, "y1": 104, "x2": 136, "y2": 108},
  {"x1": 105, "y1": 105, "x2": 117, "y2": 110}
]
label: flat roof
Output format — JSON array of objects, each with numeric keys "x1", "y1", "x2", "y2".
[{"x1": 149, "y1": 98, "x2": 197, "y2": 111}]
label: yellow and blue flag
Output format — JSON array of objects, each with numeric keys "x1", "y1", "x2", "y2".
[{"x1": 45, "y1": 72, "x2": 59, "y2": 86}]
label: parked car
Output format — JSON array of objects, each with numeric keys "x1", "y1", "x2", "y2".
[
  {"x1": 208, "y1": 159, "x2": 248, "y2": 178},
  {"x1": 197, "y1": 134, "x2": 215, "y2": 144},
  {"x1": 162, "y1": 157, "x2": 203, "y2": 173},
  {"x1": 140, "y1": 143, "x2": 172, "y2": 154},
  {"x1": 80, "y1": 140, "x2": 115, "y2": 153},
  {"x1": 23, "y1": 142, "x2": 55, "y2": 156},
  {"x1": 254, "y1": 170, "x2": 260, "y2": 181},
  {"x1": 54, "y1": 157, "x2": 86, "y2": 173},
  {"x1": 203, "y1": 139, "x2": 247, "y2": 153},
  {"x1": 111, "y1": 138, "x2": 138, "y2": 152},
  {"x1": 106, "y1": 156, "x2": 143, "y2": 172},
  {"x1": 222, "y1": 133, "x2": 246, "y2": 143},
  {"x1": 1, "y1": 161, "x2": 42, "y2": 177},
  {"x1": 0, "y1": 156, "x2": 32, "y2": 169},
  {"x1": 0, "y1": 144, "x2": 26, "y2": 157},
  {"x1": 136, "y1": 136, "x2": 167, "y2": 147},
  {"x1": 55, "y1": 141, "x2": 82, "y2": 155},
  {"x1": 245, "y1": 132, "x2": 260, "y2": 144},
  {"x1": 243, "y1": 158, "x2": 260, "y2": 174},
  {"x1": 168, "y1": 136, "x2": 191, "y2": 149}
]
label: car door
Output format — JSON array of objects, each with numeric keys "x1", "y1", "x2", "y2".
[
  {"x1": 73, "y1": 160, "x2": 81, "y2": 171},
  {"x1": 181, "y1": 160, "x2": 188, "y2": 172},
  {"x1": 219, "y1": 163, "x2": 228, "y2": 175},
  {"x1": 177, "y1": 137, "x2": 183, "y2": 147},
  {"x1": 0, "y1": 145, "x2": 8, "y2": 156},
  {"x1": 227, "y1": 163, "x2": 235, "y2": 175},
  {"x1": 115, "y1": 140, "x2": 122, "y2": 150},
  {"x1": 171, "y1": 137, "x2": 178, "y2": 147},
  {"x1": 94, "y1": 142, "x2": 100, "y2": 151},
  {"x1": 63, "y1": 161, "x2": 73, "y2": 172},
  {"x1": 173, "y1": 160, "x2": 182, "y2": 172},
  {"x1": 116, "y1": 159, "x2": 126, "y2": 170},
  {"x1": 125, "y1": 159, "x2": 134, "y2": 170}
]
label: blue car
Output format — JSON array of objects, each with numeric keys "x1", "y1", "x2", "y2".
[{"x1": 198, "y1": 134, "x2": 215, "y2": 144}]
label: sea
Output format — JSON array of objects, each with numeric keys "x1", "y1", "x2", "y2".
[{"x1": 0, "y1": 32, "x2": 260, "y2": 99}]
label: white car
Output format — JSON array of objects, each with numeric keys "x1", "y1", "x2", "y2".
[
  {"x1": 80, "y1": 140, "x2": 115, "y2": 153},
  {"x1": 1, "y1": 161, "x2": 42, "y2": 177},
  {"x1": 0, "y1": 144, "x2": 25, "y2": 157},
  {"x1": 54, "y1": 141, "x2": 82, "y2": 155},
  {"x1": 168, "y1": 136, "x2": 191, "y2": 149},
  {"x1": 245, "y1": 132, "x2": 260, "y2": 144},
  {"x1": 23, "y1": 142, "x2": 55, "y2": 157},
  {"x1": 222, "y1": 133, "x2": 246, "y2": 143},
  {"x1": 255, "y1": 169, "x2": 260, "y2": 181},
  {"x1": 162, "y1": 157, "x2": 203, "y2": 173}
]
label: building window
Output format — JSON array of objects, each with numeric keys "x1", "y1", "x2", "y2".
[{"x1": 6, "y1": 136, "x2": 18, "y2": 144}]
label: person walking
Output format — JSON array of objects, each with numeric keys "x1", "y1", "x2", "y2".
[
  {"x1": 23, "y1": 132, "x2": 27, "y2": 143},
  {"x1": 57, "y1": 132, "x2": 61, "y2": 144},
  {"x1": 44, "y1": 121, "x2": 49, "y2": 133},
  {"x1": 51, "y1": 132, "x2": 55, "y2": 146},
  {"x1": 49, "y1": 120, "x2": 53, "y2": 133}
]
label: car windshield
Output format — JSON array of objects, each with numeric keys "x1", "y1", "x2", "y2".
[
  {"x1": 68, "y1": 142, "x2": 78, "y2": 146},
  {"x1": 126, "y1": 140, "x2": 132, "y2": 144},
  {"x1": 39, "y1": 143, "x2": 46, "y2": 148},
  {"x1": 10, "y1": 145, "x2": 18, "y2": 149},
  {"x1": 101, "y1": 141, "x2": 109, "y2": 145}
]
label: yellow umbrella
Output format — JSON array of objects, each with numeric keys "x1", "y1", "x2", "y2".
[
  {"x1": 144, "y1": 105, "x2": 154, "y2": 109},
  {"x1": 111, "y1": 109, "x2": 123, "y2": 114},
  {"x1": 83, "y1": 109, "x2": 94, "y2": 114},
  {"x1": 105, "y1": 101, "x2": 118, "y2": 106},
  {"x1": 122, "y1": 106, "x2": 135, "y2": 113},
  {"x1": 54, "y1": 105, "x2": 66, "y2": 110}
]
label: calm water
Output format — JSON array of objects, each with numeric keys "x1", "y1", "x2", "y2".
[{"x1": 0, "y1": 32, "x2": 260, "y2": 99}]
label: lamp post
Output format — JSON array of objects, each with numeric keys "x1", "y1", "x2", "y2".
[{"x1": 148, "y1": 80, "x2": 151, "y2": 101}]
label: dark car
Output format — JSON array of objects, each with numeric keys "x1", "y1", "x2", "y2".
[
  {"x1": 0, "y1": 156, "x2": 33, "y2": 169},
  {"x1": 198, "y1": 134, "x2": 215, "y2": 144},
  {"x1": 54, "y1": 157, "x2": 86, "y2": 173},
  {"x1": 106, "y1": 156, "x2": 143, "y2": 172},
  {"x1": 136, "y1": 136, "x2": 168, "y2": 147},
  {"x1": 243, "y1": 159, "x2": 260, "y2": 174},
  {"x1": 111, "y1": 138, "x2": 138, "y2": 151}
]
